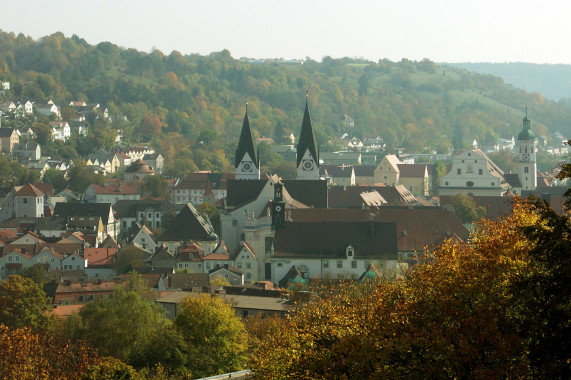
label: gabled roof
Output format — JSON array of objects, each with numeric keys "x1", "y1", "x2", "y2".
[
  {"x1": 89, "y1": 184, "x2": 140, "y2": 195},
  {"x1": 320, "y1": 165, "x2": 354, "y2": 178},
  {"x1": 84, "y1": 247, "x2": 117, "y2": 265},
  {"x1": 287, "y1": 207, "x2": 468, "y2": 252},
  {"x1": 14, "y1": 183, "x2": 44, "y2": 197},
  {"x1": 278, "y1": 265, "x2": 307, "y2": 289},
  {"x1": 397, "y1": 164, "x2": 429, "y2": 178},
  {"x1": 54, "y1": 203, "x2": 113, "y2": 225},
  {"x1": 235, "y1": 110, "x2": 259, "y2": 168},
  {"x1": 167, "y1": 273, "x2": 210, "y2": 289},
  {"x1": 235, "y1": 241, "x2": 257, "y2": 260},
  {"x1": 159, "y1": 203, "x2": 214, "y2": 242},
  {"x1": 273, "y1": 220, "x2": 397, "y2": 259},
  {"x1": 209, "y1": 264, "x2": 243, "y2": 276},
  {"x1": 353, "y1": 165, "x2": 376, "y2": 177},
  {"x1": 296, "y1": 100, "x2": 319, "y2": 167}
]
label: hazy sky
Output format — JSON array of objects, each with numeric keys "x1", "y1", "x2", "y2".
[{"x1": 3, "y1": 0, "x2": 570, "y2": 64}]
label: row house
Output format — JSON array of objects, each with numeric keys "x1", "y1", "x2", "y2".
[
  {"x1": 0, "y1": 127, "x2": 19, "y2": 153},
  {"x1": 113, "y1": 199, "x2": 179, "y2": 231},
  {"x1": 35, "y1": 102, "x2": 60, "y2": 118},
  {"x1": 49, "y1": 121, "x2": 71, "y2": 141},
  {"x1": 84, "y1": 183, "x2": 141, "y2": 204},
  {"x1": 173, "y1": 171, "x2": 234, "y2": 205},
  {"x1": 121, "y1": 146, "x2": 155, "y2": 161}
]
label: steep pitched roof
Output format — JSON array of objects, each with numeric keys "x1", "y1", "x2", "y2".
[
  {"x1": 54, "y1": 203, "x2": 113, "y2": 226},
  {"x1": 274, "y1": 220, "x2": 397, "y2": 259},
  {"x1": 287, "y1": 208, "x2": 468, "y2": 252},
  {"x1": 159, "y1": 203, "x2": 214, "y2": 242},
  {"x1": 14, "y1": 183, "x2": 44, "y2": 197},
  {"x1": 296, "y1": 100, "x2": 319, "y2": 167},
  {"x1": 397, "y1": 164, "x2": 429, "y2": 178},
  {"x1": 235, "y1": 110, "x2": 259, "y2": 168}
]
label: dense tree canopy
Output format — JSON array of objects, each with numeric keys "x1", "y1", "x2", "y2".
[{"x1": 249, "y1": 200, "x2": 571, "y2": 379}]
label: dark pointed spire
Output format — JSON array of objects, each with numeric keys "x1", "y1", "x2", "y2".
[
  {"x1": 235, "y1": 107, "x2": 259, "y2": 168},
  {"x1": 296, "y1": 96, "x2": 319, "y2": 168}
]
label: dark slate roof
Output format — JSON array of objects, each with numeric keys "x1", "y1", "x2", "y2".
[
  {"x1": 113, "y1": 199, "x2": 179, "y2": 218},
  {"x1": 282, "y1": 180, "x2": 328, "y2": 208},
  {"x1": 287, "y1": 208, "x2": 469, "y2": 252},
  {"x1": 397, "y1": 164, "x2": 429, "y2": 178},
  {"x1": 0, "y1": 128, "x2": 16, "y2": 137},
  {"x1": 54, "y1": 203, "x2": 113, "y2": 226},
  {"x1": 274, "y1": 221, "x2": 397, "y2": 259},
  {"x1": 320, "y1": 165, "x2": 354, "y2": 178},
  {"x1": 209, "y1": 264, "x2": 243, "y2": 276},
  {"x1": 226, "y1": 179, "x2": 268, "y2": 208},
  {"x1": 167, "y1": 273, "x2": 210, "y2": 289},
  {"x1": 278, "y1": 265, "x2": 305, "y2": 289},
  {"x1": 504, "y1": 173, "x2": 522, "y2": 188},
  {"x1": 159, "y1": 203, "x2": 213, "y2": 242},
  {"x1": 235, "y1": 110, "x2": 259, "y2": 168},
  {"x1": 296, "y1": 101, "x2": 319, "y2": 167},
  {"x1": 353, "y1": 165, "x2": 376, "y2": 177}
]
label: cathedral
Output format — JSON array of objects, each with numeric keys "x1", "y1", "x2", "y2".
[{"x1": 234, "y1": 98, "x2": 320, "y2": 181}]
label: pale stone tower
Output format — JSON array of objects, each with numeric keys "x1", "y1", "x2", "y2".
[{"x1": 517, "y1": 108, "x2": 537, "y2": 191}]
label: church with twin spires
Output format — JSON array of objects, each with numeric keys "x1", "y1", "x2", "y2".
[{"x1": 234, "y1": 98, "x2": 320, "y2": 181}]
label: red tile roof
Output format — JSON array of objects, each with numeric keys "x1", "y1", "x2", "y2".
[{"x1": 14, "y1": 183, "x2": 44, "y2": 197}]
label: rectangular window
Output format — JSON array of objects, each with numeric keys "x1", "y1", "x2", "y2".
[
  {"x1": 524, "y1": 167, "x2": 529, "y2": 173},
  {"x1": 237, "y1": 263, "x2": 242, "y2": 269},
  {"x1": 479, "y1": 169, "x2": 483, "y2": 175},
  {"x1": 23, "y1": 198, "x2": 28, "y2": 204},
  {"x1": 351, "y1": 261, "x2": 357, "y2": 269},
  {"x1": 323, "y1": 261, "x2": 329, "y2": 269},
  {"x1": 337, "y1": 261, "x2": 342, "y2": 268},
  {"x1": 457, "y1": 169, "x2": 461, "y2": 175},
  {"x1": 246, "y1": 263, "x2": 251, "y2": 269}
]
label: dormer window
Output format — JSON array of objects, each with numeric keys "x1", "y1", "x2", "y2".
[{"x1": 346, "y1": 245, "x2": 354, "y2": 258}]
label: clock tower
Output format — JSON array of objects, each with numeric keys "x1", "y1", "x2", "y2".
[
  {"x1": 296, "y1": 97, "x2": 320, "y2": 180},
  {"x1": 235, "y1": 106, "x2": 260, "y2": 180},
  {"x1": 517, "y1": 108, "x2": 537, "y2": 191}
]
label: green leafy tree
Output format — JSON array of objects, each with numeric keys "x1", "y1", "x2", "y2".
[
  {"x1": 72, "y1": 287, "x2": 169, "y2": 364},
  {"x1": 0, "y1": 275, "x2": 54, "y2": 331},
  {"x1": 143, "y1": 174, "x2": 168, "y2": 198},
  {"x1": 67, "y1": 160, "x2": 104, "y2": 193},
  {"x1": 174, "y1": 294, "x2": 247, "y2": 378},
  {"x1": 450, "y1": 193, "x2": 487, "y2": 223},
  {"x1": 42, "y1": 168, "x2": 68, "y2": 193},
  {"x1": 19, "y1": 264, "x2": 49, "y2": 287}
]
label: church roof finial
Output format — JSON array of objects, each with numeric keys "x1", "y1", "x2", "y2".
[{"x1": 519, "y1": 106, "x2": 535, "y2": 141}]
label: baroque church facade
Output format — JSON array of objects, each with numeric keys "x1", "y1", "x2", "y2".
[{"x1": 439, "y1": 112, "x2": 540, "y2": 196}]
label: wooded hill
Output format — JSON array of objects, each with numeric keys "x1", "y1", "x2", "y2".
[
  {"x1": 449, "y1": 62, "x2": 571, "y2": 102},
  {"x1": 1, "y1": 31, "x2": 570, "y2": 160}
]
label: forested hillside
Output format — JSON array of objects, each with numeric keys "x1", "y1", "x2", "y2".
[
  {"x1": 449, "y1": 62, "x2": 571, "y2": 102},
  {"x1": 1, "y1": 31, "x2": 570, "y2": 169}
]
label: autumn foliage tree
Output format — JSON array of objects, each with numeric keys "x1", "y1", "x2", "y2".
[{"x1": 249, "y1": 199, "x2": 571, "y2": 379}]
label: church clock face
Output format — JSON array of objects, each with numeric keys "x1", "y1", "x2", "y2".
[
  {"x1": 302, "y1": 159, "x2": 313, "y2": 170},
  {"x1": 522, "y1": 153, "x2": 530, "y2": 161},
  {"x1": 242, "y1": 161, "x2": 252, "y2": 172}
]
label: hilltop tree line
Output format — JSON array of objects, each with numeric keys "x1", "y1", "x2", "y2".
[{"x1": 1, "y1": 30, "x2": 571, "y2": 177}]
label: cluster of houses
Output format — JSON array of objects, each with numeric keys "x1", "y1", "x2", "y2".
[{"x1": 0, "y1": 98, "x2": 567, "y2": 320}]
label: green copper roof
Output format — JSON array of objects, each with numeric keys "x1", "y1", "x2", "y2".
[
  {"x1": 518, "y1": 115, "x2": 536, "y2": 141},
  {"x1": 296, "y1": 100, "x2": 320, "y2": 167},
  {"x1": 235, "y1": 110, "x2": 259, "y2": 168}
]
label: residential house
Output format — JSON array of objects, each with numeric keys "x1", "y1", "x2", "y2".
[
  {"x1": 320, "y1": 165, "x2": 355, "y2": 186},
  {"x1": 175, "y1": 240, "x2": 205, "y2": 273},
  {"x1": 0, "y1": 127, "x2": 19, "y2": 153},
  {"x1": 173, "y1": 171, "x2": 234, "y2": 205},
  {"x1": 35, "y1": 103, "x2": 60, "y2": 117},
  {"x1": 209, "y1": 264, "x2": 244, "y2": 285},
  {"x1": 50, "y1": 121, "x2": 71, "y2": 141},
  {"x1": 84, "y1": 247, "x2": 118, "y2": 278},
  {"x1": 54, "y1": 203, "x2": 119, "y2": 241},
  {"x1": 233, "y1": 242, "x2": 258, "y2": 283},
  {"x1": 159, "y1": 202, "x2": 218, "y2": 253},
  {"x1": 0, "y1": 249, "x2": 32, "y2": 279},
  {"x1": 142, "y1": 152, "x2": 164, "y2": 173},
  {"x1": 113, "y1": 199, "x2": 179, "y2": 231},
  {"x1": 131, "y1": 224, "x2": 156, "y2": 253},
  {"x1": 13, "y1": 143, "x2": 41, "y2": 161},
  {"x1": 84, "y1": 183, "x2": 141, "y2": 204}
]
